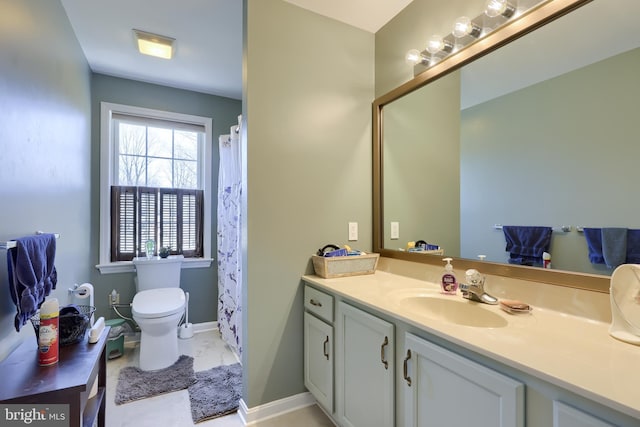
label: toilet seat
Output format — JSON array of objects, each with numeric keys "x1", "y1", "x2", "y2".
[{"x1": 132, "y1": 288, "x2": 185, "y2": 319}]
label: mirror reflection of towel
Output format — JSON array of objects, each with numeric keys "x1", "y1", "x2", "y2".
[
  {"x1": 583, "y1": 228, "x2": 640, "y2": 268},
  {"x1": 601, "y1": 228, "x2": 627, "y2": 269},
  {"x1": 626, "y1": 230, "x2": 640, "y2": 264},
  {"x1": 583, "y1": 228, "x2": 604, "y2": 264},
  {"x1": 503, "y1": 226, "x2": 552, "y2": 266}
]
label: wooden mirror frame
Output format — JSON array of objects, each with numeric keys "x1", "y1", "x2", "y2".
[{"x1": 373, "y1": 0, "x2": 610, "y2": 293}]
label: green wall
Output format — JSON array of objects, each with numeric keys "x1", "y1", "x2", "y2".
[
  {"x1": 243, "y1": 0, "x2": 374, "y2": 407},
  {"x1": 0, "y1": 0, "x2": 92, "y2": 359},
  {"x1": 89, "y1": 74, "x2": 241, "y2": 325},
  {"x1": 383, "y1": 71, "x2": 461, "y2": 252}
]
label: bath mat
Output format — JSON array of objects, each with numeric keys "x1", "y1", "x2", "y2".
[
  {"x1": 188, "y1": 362, "x2": 242, "y2": 423},
  {"x1": 115, "y1": 355, "x2": 196, "y2": 405}
]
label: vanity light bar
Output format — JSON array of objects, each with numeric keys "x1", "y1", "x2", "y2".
[{"x1": 405, "y1": 0, "x2": 547, "y2": 69}]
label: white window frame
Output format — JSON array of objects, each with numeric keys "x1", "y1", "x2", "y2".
[{"x1": 97, "y1": 102, "x2": 213, "y2": 274}]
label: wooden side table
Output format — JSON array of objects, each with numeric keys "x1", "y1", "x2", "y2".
[{"x1": 0, "y1": 326, "x2": 110, "y2": 427}]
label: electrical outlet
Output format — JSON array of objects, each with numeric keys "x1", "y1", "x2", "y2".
[
  {"x1": 391, "y1": 222, "x2": 400, "y2": 239},
  {"x1": 348, "y1": 222, "x2": 358, "y2": 241}
]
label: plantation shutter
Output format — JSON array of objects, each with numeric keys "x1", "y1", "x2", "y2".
[
  {"x1": 159, "y1": 188, "x2": 203, "y2": 257},
  {"x1": 111, "y1": 186, "x2": 203, "y2": 261},
  {"x1": 160, "y1": 189, "x2": 178, "y2": 253},
  {"x1": 138, "y1": 187, "x2": 158, "y2": 257},
  {"x1": 182, "y1": 190, "x2": 203, "y2": 257},
  {"x1": 111, "y1": 186, "x2": 137, "y2": 261}
]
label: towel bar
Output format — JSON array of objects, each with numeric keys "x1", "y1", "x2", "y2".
[
  {"x1": 493, "y1": 224, "x2": 572, "y2": 232},
  {"x1": 0, "y1": 232, "x2": 60, "y2": 250}
]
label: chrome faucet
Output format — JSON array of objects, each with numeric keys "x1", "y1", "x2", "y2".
[{"x1": 460, "y1": 269, "x2": 498, "y2": 305}]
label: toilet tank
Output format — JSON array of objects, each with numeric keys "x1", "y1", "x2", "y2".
[{"x1": 132, "y1": 255, "x2": 184, "y2": 291}]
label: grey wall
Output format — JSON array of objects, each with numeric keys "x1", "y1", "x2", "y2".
[
  {"x1": 461, "y1": 48, "x2": 640, "y2": 274},
  {"x1": 243, "y1": 0, "x2": 374, "y2": 407},
  {"x1": 383, "y1": 71, "x2": 461, "y2": 252},
  {"x1": 0, "y1": 0, "x2": 92, "y2": 359},
  {"x1": 89, "y1": 74, "x2": 241, "y2": 325}
]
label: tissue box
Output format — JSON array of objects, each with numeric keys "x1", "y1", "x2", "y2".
[{"x1": 312, "y1": 253, "x2": 380, "y2": 278}]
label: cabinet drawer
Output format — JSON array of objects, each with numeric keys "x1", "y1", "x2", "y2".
[{"x1": 305, "y1": 286, "x2": 333, "y2": 323}]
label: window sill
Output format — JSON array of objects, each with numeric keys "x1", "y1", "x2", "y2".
[{"x1": 96, "y1": 257, "x2": 214, "y2": 274}]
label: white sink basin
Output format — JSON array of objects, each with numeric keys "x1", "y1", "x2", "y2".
[{"x1": 389, "y1": 290, "x2": 508, "y2": 328}]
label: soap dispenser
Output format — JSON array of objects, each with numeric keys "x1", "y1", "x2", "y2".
[{"x1": 441, "y1": 258, "x2": 458, "y2": 295}]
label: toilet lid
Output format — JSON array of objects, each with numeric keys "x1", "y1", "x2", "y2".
[{"x1": 132, "y1": 288, "x2": 185, "y2": 319}]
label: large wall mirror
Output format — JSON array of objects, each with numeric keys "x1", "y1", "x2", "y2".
[{"x1": 374, "y1": 0, "x2": 640, "y2": 292}]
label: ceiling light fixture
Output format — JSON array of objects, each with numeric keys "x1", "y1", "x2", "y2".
[{"x1": 133, "y1": 29, "x2": 175, "y2": 60}]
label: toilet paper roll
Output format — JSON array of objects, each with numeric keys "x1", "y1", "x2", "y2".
[{"x1": 72, "y1": 283, "x2": 95, "y2": 326}]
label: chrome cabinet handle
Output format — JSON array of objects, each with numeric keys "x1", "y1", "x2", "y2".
[
  {"x1": 380, "y1": 336, "x2": 389, "y2": 370},
  {"x1": 309, "y1": 299, "x2": 322, "y2": 307},
  {"x1": 323, "y1": 336, "x2": 330, "y2": 360},
  {"x1": 403, "y1": 349, "x2": 412, "y2": 386}
]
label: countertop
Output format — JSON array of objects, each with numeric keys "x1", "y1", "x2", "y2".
[{"x1": 302, "y1": 270, "x2": 640, "y2": 420}]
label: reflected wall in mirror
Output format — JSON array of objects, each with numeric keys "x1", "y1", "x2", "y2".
[{"x1": 375, "y1": 0, "x2": 640, "y2": 291}]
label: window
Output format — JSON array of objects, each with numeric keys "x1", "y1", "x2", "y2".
[{"x1": 99, "y1": 103, "x2": 212, "y2": 273}]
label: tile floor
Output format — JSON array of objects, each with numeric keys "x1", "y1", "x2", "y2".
[{"x1": 106, "y1": 329, "x2": 334, "y2": 427}]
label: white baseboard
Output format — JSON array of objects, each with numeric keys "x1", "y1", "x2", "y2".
[
  {"x1": 192, "y1": 321, "x2": 218, "y2": 333},
  {"x1": 237, "y1": 392, "x2": 317, "y2": 425}
]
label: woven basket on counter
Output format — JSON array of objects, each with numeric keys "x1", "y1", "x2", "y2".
[
  {"x1": 312, "y1": 253, "x2": 380, "y2": 279},
  {"x1": 31, "y1": 305, "x2": 95, "y2": 346}
]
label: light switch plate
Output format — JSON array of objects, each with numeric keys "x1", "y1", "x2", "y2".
[
  {"x1": 390, "y1": 222, "x2": 399, "y2": 240},
  {"x1": 348, "y1": 222, "x2": 358, "y2": 241}
]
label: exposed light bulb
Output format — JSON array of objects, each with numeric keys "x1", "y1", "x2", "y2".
[
  {"x1": 405, "y1": 49, "x2": 424, "y2": 65},
  {"x1": 484, "y1": 0, "x2": 515, "y2": 18},
  {"x1": 452, "y1": 16, "x2": 481, "y2": 38},
  {"x1": 426, "y1": 35, "x2": 451, "y2": 55}
]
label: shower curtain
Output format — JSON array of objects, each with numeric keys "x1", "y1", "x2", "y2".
[{"x1": 217, "y1": 116, "x2": 242, "y2": 357}]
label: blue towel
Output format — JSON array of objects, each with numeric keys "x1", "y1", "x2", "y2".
[
  {"x1": 601, "y1": 228, "x2": 627, "y2": 269},
  {"x1": 503, "y1": 226, "x2": 552, "y2": 266},
  {"x1": 7, "y1": 234, "x2": 57, "y2": 332},
  {"x1": 583, "y1": 227, "x2": 605, "y2": 264},
  {"x1": 626, "y1": 229, "x2": 640, "y2": 264}
]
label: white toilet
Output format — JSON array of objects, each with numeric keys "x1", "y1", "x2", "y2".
[{"x1": 132, "y1": 255, "x2": 185, "y2": 371}]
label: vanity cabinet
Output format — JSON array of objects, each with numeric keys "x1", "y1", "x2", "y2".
[
  {"x1": 302, "y1": 272, "x2": 640, "y2": 427},
  {"x1": 336, "y1": 301, "x2": 394, "y2": 427},
  {"x1": 403, "y1": 332, "x2": 524, "y2": 427},
  {"x1": 304, "y1": 286, "x2": 334, "y2": 413},
  {"x1": 553, "y1": 401, "x2": 614, "y2": 427}
]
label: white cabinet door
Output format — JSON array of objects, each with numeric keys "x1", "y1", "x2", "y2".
[
  {"x1": 403, "y1": 333, "x2": 524, "y2": 427},
  {"x1": 553, "y1": 401, "x2": 614, "y2": 427},
  {"x1": 336, "y1": 302, "x2": 394, "y2": 427},
  {"x1": 304, "y1": 312, "x2": 334, "y2": 413}
]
